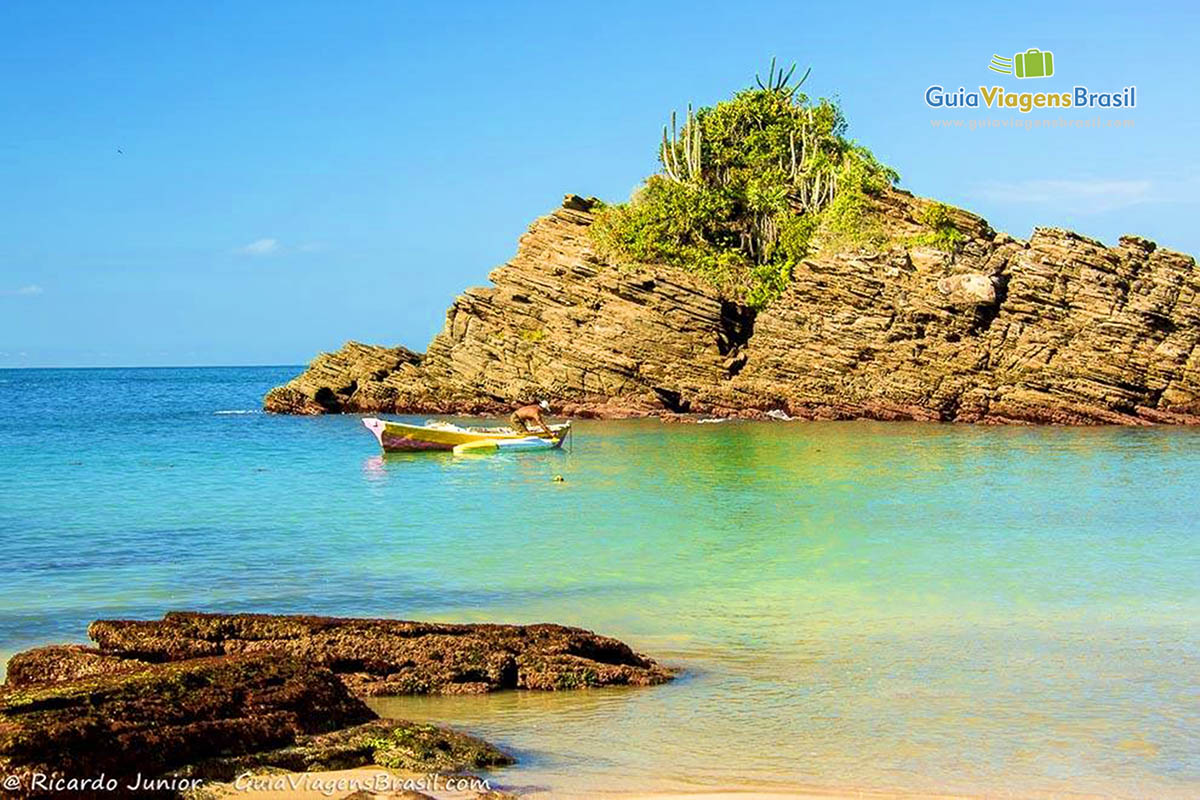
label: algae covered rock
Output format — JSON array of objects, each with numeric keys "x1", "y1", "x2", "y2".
[
  {"x1": 3, "y1": 644, "x2": 148, "y2": 687},
  {"x1": 0, "y1": 654, "x2": 375, "y2": 797},
  {"x1": 86, "y1": 611, "x2": 676, "y2": 696},
  {"x1": 0, "y1": 612, "x2": 671, "y2": 796},
  {"x1": 168, "y1": 719, "x2": 511, "y2": 782}
]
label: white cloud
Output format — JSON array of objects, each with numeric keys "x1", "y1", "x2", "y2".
[
  {"x1": 2, "y1": 284, "x2": 43, "y2": 296},
  {"x1": 971, "y1": 179, "x2": 1153, "y2": 215},
  {"x1": 237, "y1": 238, "x2": 280, "y2": 256},
  {"x1": 234, "y1": 238, "x2": 331, "y2": 257}
]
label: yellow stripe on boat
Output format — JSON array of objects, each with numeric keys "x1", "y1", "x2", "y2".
[{"x1": 453, "y1": 440, "x2": 501, "y2": 454}]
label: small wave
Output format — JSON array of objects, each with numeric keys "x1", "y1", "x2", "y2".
[{"x1": 214, "y1": 409, "x2": 259, "y2": 415}]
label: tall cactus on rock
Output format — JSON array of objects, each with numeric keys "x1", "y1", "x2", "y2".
[
  {"x1": 660, "y1": 104, "x2": 702, "y2": 184},
  {"x1": 756, "y1": 56, "x2": 811, "y2": 98},
  {"x1": 590, "y1": 59, "x2": 898, "y2": 309}
]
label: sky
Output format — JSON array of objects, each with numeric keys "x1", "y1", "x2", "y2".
[{"x1": 2, "y1": 0, "x2": 1198, "y2": 367}]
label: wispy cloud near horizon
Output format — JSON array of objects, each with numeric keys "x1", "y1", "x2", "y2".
[
  {"x1": 236, "y1": 238, "x2": 280, "y2": 256},
  {"x1": 234, "y1": 238, "x2": 325, "y2": 256},
  {"x1": 971, "y1": 179, "x2": 1154, "y2": 215},
  {"x1": 2, "y1": 284, "x2": 44, "y2": 296}
]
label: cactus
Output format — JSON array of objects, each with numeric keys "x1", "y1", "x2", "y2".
[
  {"x1": 660, "y1": 104, "x2": 702, "y2": 183},
  {"x1": 756, "y1": 57, "x2": 811, "y2": 96},
  {"x1": 781, "y1": 108, "x2": 837, "y2": 213},
  {"x1": 655, "y1": 61, "x2": 866, "y2": 257}
]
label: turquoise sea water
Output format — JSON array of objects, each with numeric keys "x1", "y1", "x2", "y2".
[{"x1": 2, "y1": 367, "x2": 1198, "y2": 798}]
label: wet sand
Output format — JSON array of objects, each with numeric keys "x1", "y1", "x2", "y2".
[{"x1": 199, "y1": 767, "x2": 1118, "y2": 800}]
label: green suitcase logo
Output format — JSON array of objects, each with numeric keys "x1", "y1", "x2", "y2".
[
  {"x1": 988, "y1": 48, "x2": 1055, "y2": 78},
  {"x1": 1015, "y1": 48, "x2": 1053, "y2": 78}
]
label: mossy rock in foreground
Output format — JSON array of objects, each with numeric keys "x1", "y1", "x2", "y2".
[
  {"x1": 170, "y1": 719, "x2": 513, "y2": 783},
  {"x1": 81, "y1": 611, "x2": 677, "y2": 696},
  {"x1": 1, "y1": 653, "x2": 512, "y2": 799},
  {"x1": 0, "y1": 654, "x2": 375, "y2": 798}
]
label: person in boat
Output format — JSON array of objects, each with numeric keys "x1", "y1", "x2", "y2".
[{"x1": 510, "y1": 400, "x2": 554, "y2": 437}]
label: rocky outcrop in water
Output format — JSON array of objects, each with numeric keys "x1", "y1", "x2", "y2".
[
  {"x1": 263, "y1": 341, "x2": 424, "y2": 416},
  {"x1": 1, "y1": 612, "x2": 673, "y2": 798},
  {"x1": 4, "y1": 643, "x2": 142, "y2": 687},
  {"x1": 8, "y1": 611, "x2": 674, "y2": 697},
  {"x1": 265, "y1": 192, "x2": 1200, "y2": 425},
  {"x1": 0, "y1": 654, "x2": 503, "y2": 799},
  {"x1": 265, "y1": 198, "x2": 742, "y2": 417}
]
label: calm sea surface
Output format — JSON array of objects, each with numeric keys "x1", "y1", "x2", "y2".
[{"x1": 2, "y1": 367, "x2": 1197, "y2": 798}]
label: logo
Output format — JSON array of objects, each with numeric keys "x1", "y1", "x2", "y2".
[
  {"x1": 989, "y1": 49, "x2": 1054, "y2": 79},
  {"x1": 923, "y1": 48, "x2": 1135, "y2": 114}
]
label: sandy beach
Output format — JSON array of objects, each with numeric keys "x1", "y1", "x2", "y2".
[
  {"x1": 198, "y1": 767, "x2": 1139, "y2": 800},
  {"x1": 197, "y1": 767, "x2": 979, "y2": 799}
]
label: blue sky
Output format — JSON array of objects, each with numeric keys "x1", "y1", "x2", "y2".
[{"x1": 2, "y1": 0, "x2": 1197, "y2": 367}]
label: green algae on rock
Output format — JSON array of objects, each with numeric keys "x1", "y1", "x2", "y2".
[
  {"x1": 1, "y1": 613, "x2": 674, "y2": 797},
  {"x1": 0, "y1": 654, "x2": 376, "y2": 797},
  {"x1": 2, "y1": 611, "x2": 676, "y2": 697},
  {"x1": 168, "y1": 719, "x2": 512, "y2": 783}
]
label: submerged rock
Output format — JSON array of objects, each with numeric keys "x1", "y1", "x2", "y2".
[
  {"x1": 83, "y1": 611, "x2": 676, "y2": 695},
  {"x1": 265, "y1": 191, "x2": 1200, "y2": 425}
]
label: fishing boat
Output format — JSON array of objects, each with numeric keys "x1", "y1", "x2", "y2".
[{"x1": 361, "y1": 417, "x2": 570, "y2": 453}]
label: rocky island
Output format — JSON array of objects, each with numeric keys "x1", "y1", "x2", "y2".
[{"x1": 266, "y1": 65, "x2": 1200, "y2": 426}]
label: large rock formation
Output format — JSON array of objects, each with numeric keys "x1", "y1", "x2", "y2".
[
  {"x1": 265, "y1": 192, "x2": 1200, "y2": 425},
  {"x1": 265, "y1": 198, "x2": 746, "y2": 417}
]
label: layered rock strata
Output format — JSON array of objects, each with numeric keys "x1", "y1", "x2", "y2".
[{"x1": 266, "y1": 193, "x2": 1200, "y2": 425}]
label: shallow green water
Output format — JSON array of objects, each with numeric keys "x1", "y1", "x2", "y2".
[{"x1": 2, "y1": 368, "x2": 1198, "y2": 797}]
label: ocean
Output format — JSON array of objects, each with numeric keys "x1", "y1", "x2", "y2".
[{"x1": 2, "y1": 366, "x2": 1197, "y2": 798}]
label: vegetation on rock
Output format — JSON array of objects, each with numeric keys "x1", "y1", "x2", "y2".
[
  {"x1": 911, "y1": 201, "x2": 967, "y2": 252},
  {"x1": 262, "y1": 65, "x2": 1200, "y2": 425},
  {"x1": 590, "y1": 58, "x2": 898, "y2": 308},
  {"x1": 362, "y1": 722, "x2": 512, "y2": 771}
]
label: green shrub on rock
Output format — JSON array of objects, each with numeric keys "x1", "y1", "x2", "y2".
[
  {"x1": 590, "y1": 59, "x2": 898, "y2": 308},
  {"x1": 911, "y1": 202, "x2": 967, "y2": 252}
]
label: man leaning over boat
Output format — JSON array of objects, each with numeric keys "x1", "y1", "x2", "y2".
[{"x1": 510, "y1": 400, "x2": 554, "y2": 438}]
